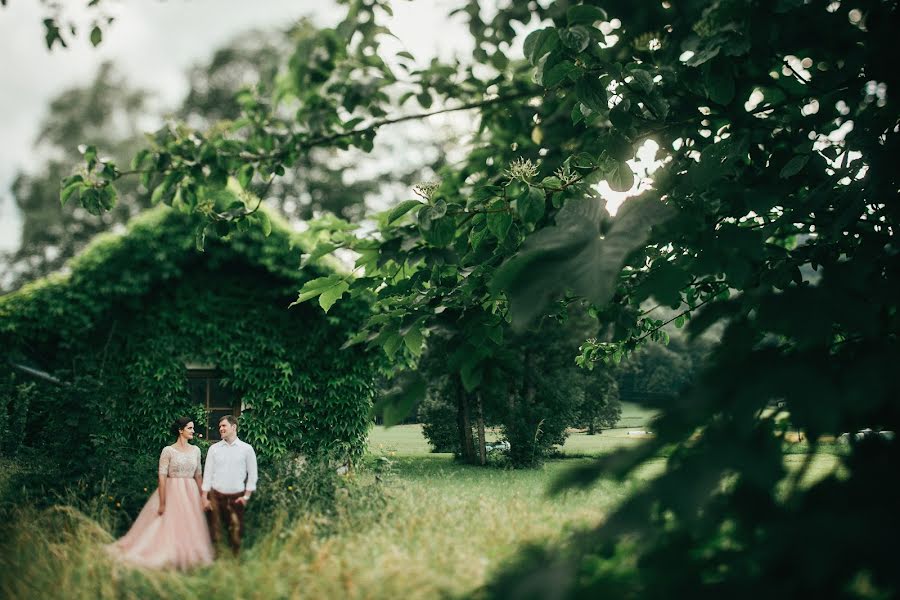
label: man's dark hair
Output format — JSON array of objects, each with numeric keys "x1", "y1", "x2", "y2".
[{"x1": 218, "y1": 414, "x2": 238, "y2": 429}]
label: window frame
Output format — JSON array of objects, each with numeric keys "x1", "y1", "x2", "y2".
[{"x1": 185, "y1": 368, "x2": 240, "y2": 441}]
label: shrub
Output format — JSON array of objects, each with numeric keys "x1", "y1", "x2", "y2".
[
  {"x1": 245, "y1": 452, "x2": 389, "y2": 544},
  {"x1": 574, "y1": 368, "x2": 622, "y2": 435},
  {"x1": 419, "y1": 375, "x2": 474, "y2": 455}
]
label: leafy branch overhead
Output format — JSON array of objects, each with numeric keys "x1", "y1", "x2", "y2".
[{"x1": 493, "y1": 194, "x2": 673, "y2": 331}]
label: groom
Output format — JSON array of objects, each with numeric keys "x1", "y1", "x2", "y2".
[{"x1": 202, "y1": 415, "x2": 258, "y2": 556}]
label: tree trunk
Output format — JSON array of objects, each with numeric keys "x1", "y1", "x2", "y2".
[
  {"x1": 476, "y1": 391, "x2": 486, "y2": 465},
  {"x1": 587, "y1": 420, "x2": 596, "y2": 435},
  {"x1": 456, "y1": 375, "x2": 476, "y2": 463}
]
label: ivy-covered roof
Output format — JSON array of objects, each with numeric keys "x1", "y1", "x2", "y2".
[{"x1": 0, "y1": 204, "x2": 342, "y2": 348}]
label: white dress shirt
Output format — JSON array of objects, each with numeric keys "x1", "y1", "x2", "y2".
[{"x1": 202, "y1": 437, "x2": 258, "y2": 494}]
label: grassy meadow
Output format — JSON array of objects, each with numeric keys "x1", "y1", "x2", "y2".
[{"x1": 0, "y1": 405, "x2": 841, "y2": 600}]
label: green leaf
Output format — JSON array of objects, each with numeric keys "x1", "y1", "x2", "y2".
[
  {"x1": 100, "y1": 185, "x2": 118, "y2": 211},
  {"x1": 644, "y1": 92, "x2": 670, "y2": 120},
  {"x1": 79, "y1": 144, "x2": 98, "y2": 168},
  {"x1": 559, "y1": 25, "x2": 591, "y2": 52},
  {"x1": 567, "y1": 5, "x2": 608, "y2": 25},
  {"x1": 417, "y1": 91, "x2": 433, "y2": 108},
  {"x1": 422, "y1": 217, "x2": 456, "y2": 247},
  {"x1": 609, "y1": 102, "x2": 633, "y2": 130},
  {"x1": 215, "y1": 220, "x2": 231, "y2": 238},
  {"x1": 319, "y1": 280, "x2": 349, "y2": 313},
  {"x1": 469, "y1": 222, "x2": 489, "y2": 249},
  {"x1": 493, "y1": 194, "x2": 674, "y2": 331},
  {"x1": 541, "y1": 176, "x2": 563, "y2": 191},
  {"x1": 516, "y1": 187, "x2": 546, "y2": 224},
  {"x1": 487, "y1": 202, "x2": 513, "y2": 239},
  {"x1": 60, "y1": 181, "x2": 82, "y2": 206},
  {"x1": 291, "y1": 275, "x2": 347, "y2": 308},
  {"x1": 194, "y1": 224, "x2": 208, "y2": 251},
  {"x1": 635, "y1": 262, "x2": 691, "y2": 307},
  {"x1": 382, "y1": 332, "x2": 403, "y2": 358},
  {"x1": 606, "y1": 131, "x2": 632, "y2": 161},
  {"x1": 542, "y1": 60, "x2": 578, "y2": 88},
  {"x1": 523, "y1": 27, "x2": 560, "y2": 66},
  {"x1": 575, "y1": 76, "x2": 608, "y2": 114},
  {"x1": 429, "y1": 198, "x2": 448, "y2": 219},
  {"x1": 780, "y1": 154, "x2": 809, "y2": 178},
  {"x1": 43, "y1": 19, "x2": 66, "y2": 50},
  {"x1": 571, "y1": 152, "x2": 596, "y2": 168},
  {"x1": 130, "y1": 149, "x2": 149, "y2": 171},
  {"x1": 403, "y1": 326, "x2": 424, "y2": 357},
  {"x1": 630, "y1": 69, "x2": 654, "y2": 94},
  {"x1": 571, "y1": 103, "x2": 585, "y2": 125},
  {"x1": 387, "y1": 199, "x2": 424, "y2": 224},
  {"x1": 89, "y1": 25, "x2": 102, "y2": 47},
  {"x1": 150, "y1": 180, "x2": 171, "y2": 205},
  {"x1": 302, "y1": 240, "x2": 339, "y2": 267},
  {"x1": 691, "y1": 135, "x2": 749, "y2": 186},
  {"x1": 606, "y1": 161, "x2": 635, "y2": 193},
  {"x1": 417, "y1": 205, "x2": 433, "y2": 231},
  {"x1": 257, "y1": 210, "x2": 272, "y2": 237},
  {"x1": 237, "y1": 164, "x2": 254, "y2": 189}
]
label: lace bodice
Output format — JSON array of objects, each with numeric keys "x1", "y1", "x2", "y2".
[{"x1": 158, "y1": 445, "x2": 202, "y2": 478}]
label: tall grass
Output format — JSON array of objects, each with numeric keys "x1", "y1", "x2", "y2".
[
  {"x1": 0, "y1": 421, "x2": 841, "y2": 599},
  {"x1": 0, "y1": 456, "x2": 657, "y2": 600}
]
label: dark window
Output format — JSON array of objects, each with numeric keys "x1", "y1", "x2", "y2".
[{"x1": 186, "y1": 369, "x2": 239, "y2": 441}]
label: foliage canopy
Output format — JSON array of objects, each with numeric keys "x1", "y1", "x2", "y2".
[{"x1": 8, "y1": 0, "x2": 899, "y2": 595}]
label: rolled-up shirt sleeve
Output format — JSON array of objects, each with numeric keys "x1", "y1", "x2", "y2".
[
  {"x1": 245, "y1": 445, "x2": 258, "y2": 492},
  {"x1": 201, "y1": 445, "x2": 215, "y2": 492}
]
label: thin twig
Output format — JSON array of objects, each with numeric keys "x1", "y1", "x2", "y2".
[
  {"x1": 633, "y1": 292, "x2": 721, "y2": 344},
  {"x1": 289, "y1": 91, "x2": 535, "y2": 155},
  {"x1": 783, "y1": 59, "x2": 811, "y2": 86},
  {"x1": 245, "y1": 174, "x2": 276, "y2": 216}
]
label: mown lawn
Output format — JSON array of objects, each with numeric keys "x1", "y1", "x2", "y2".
[
  {"x1": 368, "y1": 401, "x2": 660, "y2": 457},
  {"x1": 0, "y1": 413, "x2": 842, "y2": 600}
]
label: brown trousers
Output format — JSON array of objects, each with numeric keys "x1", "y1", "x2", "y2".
[{"x1": 206, "y1": 489, "x2": 246, "y2": 556}]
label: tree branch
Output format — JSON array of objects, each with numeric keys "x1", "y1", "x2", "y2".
[{"x1": 294, "y1": 90, "x2": 536, "y2": 154}]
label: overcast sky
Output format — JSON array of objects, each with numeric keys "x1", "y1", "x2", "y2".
[{"x1": 0, "y1": 0, "x2": 471, "y2": 253}]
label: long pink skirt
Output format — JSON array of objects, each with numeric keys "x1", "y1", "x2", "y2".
[{"x1": 107, "y1": 478, "x2": 214, "y2": 570}]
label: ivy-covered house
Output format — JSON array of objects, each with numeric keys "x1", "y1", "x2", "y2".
[{"x1": 0, "y1": 206, "x2": 378, "y2": 473}]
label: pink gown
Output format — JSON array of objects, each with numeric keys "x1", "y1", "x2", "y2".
[{"x1": 107, "y1": 445, "x2": 215, "y2": 570}]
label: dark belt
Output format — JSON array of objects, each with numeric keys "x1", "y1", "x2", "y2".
[{"x1": 210, "y1": 489, "x2": 244, "y2": 498}]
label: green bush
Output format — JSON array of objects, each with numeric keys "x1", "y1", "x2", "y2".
[
  {"x1": 418, "y1": 375, "x2": 473, "y2": 455},
  {"x1": 418, "y1": 318, "x2": 592, "y2": 467},
  {"x1": 0, "y1": 373, "x2": 36, "y2": 458},
  {"x1": 246, "y1": 452, "x2": 389, "y2": 544},
  {"x1": 574, "y1": 368, "x2": 622, "y2": 435},
  {"x1": 490, "y1": 325, "x2": 589, "y2": 468},
  {"x1": 0, "y1": 207, "x2": 380, "y2": 506}
]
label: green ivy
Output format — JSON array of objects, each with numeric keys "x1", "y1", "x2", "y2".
[{"x1": 0, "y1": 205, "x2": 379, "y2": 500}]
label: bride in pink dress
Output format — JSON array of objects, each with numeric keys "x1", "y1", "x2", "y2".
[{"x1": 107, "y1": 417, "x2": 215, "y2": 570}]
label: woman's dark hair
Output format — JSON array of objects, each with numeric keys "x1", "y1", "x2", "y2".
[{"x1": 170, "y1": 416, "x2": 194, "y2": 438}]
